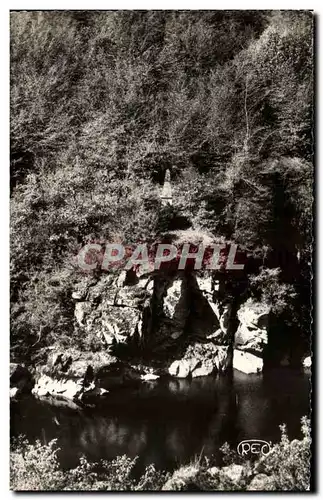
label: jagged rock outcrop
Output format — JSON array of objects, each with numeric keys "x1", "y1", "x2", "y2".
[
  {"x1": 235, "y1": 299, "x2": 270, "y2": 355},
  {"x1": 159, "y1": 275, "x2": 191, "y2": 340},
  {"x1": 168, "y1": 343, "x2": 231, "y2": 378},
  {"x1": 71, "y1": 269, "x2": 234, "y2": 356},
  {"x1": 190, "y1": 275, "x2": 238, "y2": 345},
  {"x1": 72, "y1": 272, "x2": 153, "y2": 346},
  {"x1": 32, "y1": 375, "x2": 84, "y2": 404},
  {"x1": 30, "y1": 260, "x2": 278, "y2": 405},
  {"x1": 32, "y1": 349, "x2": 151, "y2": 406},
  {"x1": 233, "y1": 299, "x2": 270, "y2": 373},
  {"x1": 69, "y1": 269, "x2": 241, "y2": 381}
]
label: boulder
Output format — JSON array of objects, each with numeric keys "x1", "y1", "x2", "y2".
[
  {"x1": 235, "y1": 323, "x2": 267, "y2": 355},
  {"x1": 81, "y1": 383, "x2": 109, "y2": 400},
  {"x1": 187, "y1": 343, "x2": 230, "y2": 376},
  {"x1": 59, "y1": 379, "x2": 83, "y2": 400},
  {"x1": 32, "y1": 375, "x2": 83, "y2": 401},
  {"x1": 72, "y1": 290, "x2": 86, "y2": 300},
  {"x1": 233, "y1": 349, "x2": 263, "y2": 374},
  {"x1": 235, "y1": 300, "x2": 270, "y2": 356},
  {"x1": 86, "y1": 274, "x2": 115, "y2": 303},
  {"x1": 237, "y1": 300, "x2": 270, "y2": 327},
  {"x1": 40, "y1": 350, "x2": 116, "y2": 381},
  {"x1": 34, "y1": 350, "x2": 143, "y2": 405},
  {"x1": 303, "y1": 356, "x2": 311, "y2": 368},
  {"x1": 47, "y1": 351, "x2": 96, "y2": 378},
  {"x1": 168, "y1": 360, "x2": 191, "y2": 378}
]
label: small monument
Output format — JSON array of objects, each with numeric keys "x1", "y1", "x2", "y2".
[{"x1": 161, "y1": 169, "x2": 173, "y2": 206}]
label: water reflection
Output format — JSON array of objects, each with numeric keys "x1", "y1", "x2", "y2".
[{"x1": 11, "y1": 368, "x2": 310, "y2": 473}]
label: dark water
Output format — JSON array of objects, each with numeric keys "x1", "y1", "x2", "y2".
[{"x1": 11, "y1": 368, "x2": 310, "y2": 474}]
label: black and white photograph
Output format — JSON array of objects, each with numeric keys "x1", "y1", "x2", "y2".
[{"x1": 9, "y1": 9, "x2": 313, "y2": 492}]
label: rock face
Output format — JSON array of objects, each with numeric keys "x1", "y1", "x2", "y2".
[
  {"x1": 71, "y1": 269, "x2": 235, "y2": 362},
  {"x1": 168, "y1": 343, "x2": 231, "y2": 378},
  {"x1": 72, "y1": 272, "x2": 153, "y2": 347},
  {"x1": 25, "y1": 265, "x2": 280, "y2": 406},
  {"x1": 191, "y1": 276, "x2": 233, "y2": 345},
  {"x1": 32, "y1": 267, "x2": 243, "y2": 405},
  {"x1": 10, "y1": 363, "x2": 34, "y2": 398},
  {"x1": 159, "y1": 275, "x2": 190, "y2": 340}
]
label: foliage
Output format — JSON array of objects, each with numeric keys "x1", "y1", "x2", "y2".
[
  {"x1": 10, "y1": 11, "x2": 313, "y2": 362},
  {"x1": 11, "y1": 418, "x2": 311, "y2": 491},
  {"x1": 10, "y1": 437, "x2": 169, "y2": 491},
  {"x1": 249, "y1": 267, "x2": 296, "y2": 314},
  {"x1": 254, "y1": 416, "x2": 311, "y2": 491},
  {"x1": 10, "y1": 437, "x2": 65, "y2": 491}
]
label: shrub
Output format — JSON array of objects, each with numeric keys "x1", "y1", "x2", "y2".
[
  {"x1": 10, "y1": 437, "x2": 65, "y2": 491},
  {"x1": 10, "y1": 437, "x2": 169, "y2": 491},
  {"x1": 249, "y1": 267, "x2": 296, "y2": 314},
  {"x1": 255, "y1": 416, "x2": 311, "y2": 491}
]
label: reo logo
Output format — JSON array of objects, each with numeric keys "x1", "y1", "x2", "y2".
[{"x1": 237, "y1": 440, "x2": 271, "y2": 457}]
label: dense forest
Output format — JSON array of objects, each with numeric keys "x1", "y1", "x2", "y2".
[{"x1": 10, "y1": 11, "x2": 313, "y2": 365}]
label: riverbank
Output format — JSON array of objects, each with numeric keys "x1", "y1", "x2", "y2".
[
  {"x1": 11, "y1": 367, "x2": 310, "y2": 475},
  {"x1": 10, "y1": 417, "x2": 311, "y2": 491}
]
